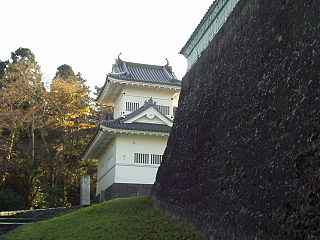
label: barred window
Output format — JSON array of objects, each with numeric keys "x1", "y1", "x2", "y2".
[
  {"x1": 151, "y1": 154, "x2": 162, "y2": 165},
  {"x1": 156, "y1": 105, "x2": 170, "y2": 115},
  {"x1": 134, "y1": 153, "x2": 149, "y2": 164},
  {"x1": 126, "y1": 102, "x2": 140, "y2": 112}
]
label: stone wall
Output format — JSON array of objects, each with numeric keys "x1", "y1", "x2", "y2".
[
  {"x1": 100, "y1": 183, "x2": 152, "y2": 201},
  {"x1": 152, "y1": 0, "x2": 320, "y2": 239}
]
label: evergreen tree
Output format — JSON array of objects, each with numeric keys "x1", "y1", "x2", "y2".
[
  {"x1": 40, "y1": 65, "x2": 96, "y2": 207},
  {"x1": 55, "y1": 64, "x2": 76, "y2": 79},
  {"x1": 0, "y1": 50, "x2": 98, "y2": 209},
  {"x1": 0, "y1": 48, "x2": 46, "y2": 207},
  {"x1": 0, "y1": 60, "x2": 9, "y2": 87},
  {"x1": 11, "y1": 47, "x2": 36, "y2": 63}
]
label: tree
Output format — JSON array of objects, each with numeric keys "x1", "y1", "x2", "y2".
[
  {"x1": 0, "y1": 60, "x2": 9, "y2": 90},
  {"x1": 0, "y1": 48, "x2": 46, "y2": 207},
  {"x1": 0, "y1": 60, "x2": 8, "y2": 79},
  {"x1": 11, "y1": 48, "x2": 36, "y2": 63},
  {"x1": 55, "y1": 64, "x2": 76, "y2": 79},
  {"x1": 37, "y1": 65, "x2": 96, "y2": 207},
  {"x1": 1, "y1": 51, "x2": 98, "y2": 209}
]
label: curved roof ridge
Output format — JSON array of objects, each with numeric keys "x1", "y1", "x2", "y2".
[
  {"x1": 103, "y1": 58, "x2": 182, "y2": 89},
  {"x1": 124, "y1": 61, "x2": 164, "y2": 69}
]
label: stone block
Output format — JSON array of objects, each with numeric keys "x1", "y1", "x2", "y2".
[{"x1": 80, "y1": 175, "x2": 90, "y2": 206}]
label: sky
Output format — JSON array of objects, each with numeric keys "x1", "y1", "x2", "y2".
[{"x1": 1, "y1": 0, "x2": 213, "y2": 91}]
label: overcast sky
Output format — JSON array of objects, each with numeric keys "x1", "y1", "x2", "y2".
[{"x1": 1, "y1": 0, "x2": 213, "y2": 90}]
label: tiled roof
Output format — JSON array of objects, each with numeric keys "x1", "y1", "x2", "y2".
[
  {"x1": 101, "y1": 118, "x2": 171, "y2": 133},
  {"x1": 99, "y1": 98, "x2": 172, "y2": 133},
  {"x1": 83, "y1": 99, "x2": 172, "y2": 159},
  {"x1": 122, "y1": 98, "x2": 173, "y2": 123},
  {"x1": 109, "y1": 58, "x2": 181, "y2": 86}
]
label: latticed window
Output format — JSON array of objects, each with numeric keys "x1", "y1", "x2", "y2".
[
  {"x1": 156, "y1": 105, "x2": 170, "y2": 115},
  {"x1": 151, "y1": 154, "x2": 162, "y2": 165},
  {"x1": 126, "y1": 102, "x2": 140, "y2": 112},
  {"x1": 134, "y1": 153, "x2": 149, "y2": 164},
  {"x1": 134, "y1": 153, "x2": 163, "y2": 165}
]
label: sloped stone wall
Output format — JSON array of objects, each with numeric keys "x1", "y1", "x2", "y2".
[
  {"x1": 152, "y1": 0, "x2": 320, "y2": 239},
  {"x1": 103, "y1": 183, "x2": 152, "y2": 201}
]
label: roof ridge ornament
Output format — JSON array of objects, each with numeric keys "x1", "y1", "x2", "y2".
[
  {"x1": 115, "y1": 52, "x2": 123, "y2": 66},
  {"x1": 122, "y1": 61, "x2": 131, "y2": 76},
  {"x1": 145, "y1": 97, "x2": 157, "y2": 106},
  {"x1": 163, "y1": 60, "x2": 177, "y2": 80}
]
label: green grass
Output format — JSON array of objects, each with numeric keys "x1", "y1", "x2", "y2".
[{"x1": 3, "y1": 196, "x2": 202, "y2": 240}]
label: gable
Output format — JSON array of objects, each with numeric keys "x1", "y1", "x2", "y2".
[
  {"x1": 123, "y1": 107, "x2": 173, "y2": 126},
  {"x1": 132, "y1": 115, "x2": 166, "y2": 125}
]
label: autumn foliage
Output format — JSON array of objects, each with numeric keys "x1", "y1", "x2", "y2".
[{"x1": 0, "y1": 48, "x2": 98, "y2": 209}]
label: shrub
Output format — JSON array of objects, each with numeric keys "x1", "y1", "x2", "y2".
[{"x1": 0, "y1": 190, "x2": 26, "y2": 211}]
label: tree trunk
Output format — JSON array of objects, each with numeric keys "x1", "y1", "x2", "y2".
[
  {"x1": 40, "y1": 130, "x2": 54, "y2": 186},
  {"x1": 6, "y1": 129, "x2": 16, "y2": 161},
  {"x1": 31, "y1": 120, "x2": 35, "y2": 167},
  {"x1": 2, "y1": 129, "x2": 16, "y2": 191}
]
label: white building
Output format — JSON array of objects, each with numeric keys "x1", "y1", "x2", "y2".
[
  {"x1": 180, "y1": 0, "x2": 241, "y2": 69},
  {"x1": 83, "y1": 57, "x2": 181, "y2": 201}
]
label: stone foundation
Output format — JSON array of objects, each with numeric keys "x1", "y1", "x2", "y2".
[
  {"x1": 152, "y1": 0, "x2": 320, "y2": 239},
  {"x1": 99, "y1": 183, "x2": 153, "y2": 202}
]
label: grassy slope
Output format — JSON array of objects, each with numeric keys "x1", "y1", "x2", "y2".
[{"x1": 2, "y1": 196, "x2": 202, "y2": 240}]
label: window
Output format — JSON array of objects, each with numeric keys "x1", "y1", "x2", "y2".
[
  {"x1": 134, "y1": 153, "x2": 149, "y2": 164},
  {"x1": 134, "y1": 153, "x2": 163, "y2": 165},
  {"x1": 126, "y1": 102, "x2": 139, "y2": 112},
  {"x1": 156, "y1": 105, "x2": 170, "y2": 115},
  {"x1": 151, "y1": 154, "x2": 162, "y2": 165}
]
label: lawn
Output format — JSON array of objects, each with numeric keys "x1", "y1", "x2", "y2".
[{"x1": 2, "y1": 196, "x2": 202, "y2": 240}]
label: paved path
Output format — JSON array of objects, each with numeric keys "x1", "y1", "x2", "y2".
[{"x1": 0, "y1": 206, "x2": 81, "y2": 238}]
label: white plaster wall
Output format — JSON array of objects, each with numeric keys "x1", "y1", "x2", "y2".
[
  {"x1": 96, "y1": 139, "x2": 116, "y2": 195},
  {"x1": 115, "y1": 135, "x2": 168, "y2": 184},
  {"x1": 113, "y1": 92, "x2": 124, "y2": 119},
  {"x1": 115, "y1": 165, "x2": 159, "y2": 184},
  {"x1": 173, "y1": 92, "x2": 180, "y2": 108},
  {"x1": 134, "y1": 115, "x2": 166, "y2": 125},
  {"x1": 122, "y1": 86, "x2": 175, "y2": 118},
  {"x1": 96, "y1": 167, "x2": 116, "y2": 196},
  {"x1": 186, "y1": 0, "x2": 240, "y2": 69},
  {"x1": 124, "y1": 107, "x2": 173, "y2": 126}
]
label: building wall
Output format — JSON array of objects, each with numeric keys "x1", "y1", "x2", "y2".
[
  {"x1": 115, "y1": 134, "x2": 167, "y2": 184},
  {"x1": 96, "y1": 139, "x2": 116, "y2": 195},
  {"x1": 133, "y1": 115, "x2": 166, "y2": 125},
  {"x1": 96, "y1": 134, "x2": 168, "y2": 196},
  {"x1": 113, "y1": 92, "x2": 125, "y2": 119},
  {"x1": 113, "y1": 86, "x2": 176, "y2": 119},
  {"x1": 185, "y1": 0, "x2": 240, "y2": 69}
]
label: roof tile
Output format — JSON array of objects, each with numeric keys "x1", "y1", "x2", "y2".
[
  {"x1": 101, "y1": 118, "x2": 171, "y2": 133},
  {"x1": 109, "y1": 59, "x2": 181, "y2": 86}
]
